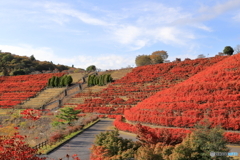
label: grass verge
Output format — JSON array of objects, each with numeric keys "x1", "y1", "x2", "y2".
[{"x1": 38, "y1": 119, "x2": 100, "y2": 155}]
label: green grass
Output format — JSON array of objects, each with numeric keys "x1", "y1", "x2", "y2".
[{"x1": 38, "y1": 119, "x2": 100, "y2": 155}]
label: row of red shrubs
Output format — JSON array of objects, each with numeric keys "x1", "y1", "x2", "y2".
[{"x1": 114, "y1": 115, "x2": 240, "y2": 144}]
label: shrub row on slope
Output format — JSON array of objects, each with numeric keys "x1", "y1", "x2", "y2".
[
  {"x1": 71, "y1": 56, "x2": 227, "y2": 115},
  {"x1": 114, "y1": 115, "x2": 240, "y2": 144}
]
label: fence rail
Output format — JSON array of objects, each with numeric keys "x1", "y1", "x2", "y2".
[
  {"x1": 40, "y1": 73, "x2": 89, "y2": 111},
  {"x1": 33, "y1": 140, "x2": 49, "y2": 150}
]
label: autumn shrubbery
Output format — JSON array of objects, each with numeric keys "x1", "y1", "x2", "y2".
[
  {"x1": 49, "y1": 132, "x2": 64, "y2": 144},
  {"x1": 82, "y1": 115, "x2": 98, "y2": 126},
  {"x1": 91, "y1": 119, "x2": 232, "y2": 160},
  {"x1": 49, "y1": 110, "x2": 98, "y2": 144}
]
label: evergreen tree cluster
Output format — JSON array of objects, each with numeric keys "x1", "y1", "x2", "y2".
[
  {"x1": 47, "y1": 75, "x2": 73, "y2": 87},
  {"x1": 87, "y1": 74, "x2": 113, "y2": 87}
]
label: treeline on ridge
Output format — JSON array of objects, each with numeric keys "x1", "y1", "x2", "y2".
[
  {"x1": 0, "y1": 52, "x2": 70, "y2": 76},
  {"x1": 135, "y1": 50, "x2": 168, "y2": 67}
]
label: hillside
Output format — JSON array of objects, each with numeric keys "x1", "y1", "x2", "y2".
[
  {"x1": 0, "y1": 73, "x2": 65, "y2": 108},
  {"x1": 64, "y1": 56, "x2": 228, "y2": 116},
  {"x1": 0, "y1": 52, "x2": 73, "y2": 76},
  {"x1": 124, "y1": 54, "x2": 240, "y2": 130}
]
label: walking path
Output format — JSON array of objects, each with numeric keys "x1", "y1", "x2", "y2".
[
  {"x1": 43, "y1": 118, "x2": 240, "y2": 159},
  {"x1": 45, "y1": 119, "x2": 137, "y2": 160}
]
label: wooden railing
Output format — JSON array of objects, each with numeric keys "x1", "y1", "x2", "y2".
[
  {"x1": 41, "y1": 74, "x2": 89, "y2": 111},
  {"x1": 33, "y1": 140, "x2": 49, "y2": 150}
]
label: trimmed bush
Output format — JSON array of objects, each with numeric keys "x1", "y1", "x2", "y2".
[
  {"x1": 47, "y1": 75, "x2": 73, "y2": 87},
  {"x1": 87, "y1": 74, "x2": 113, "y2": 87},
  {"x1": 54, "y1": 76, "x2": 59, "y2": 87}
]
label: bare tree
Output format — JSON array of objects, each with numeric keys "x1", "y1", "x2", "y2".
[
  {"x1": 234, "y1": 45, "x2": 240, "y2": 54},
  {"x1": 197, "y1": 54, "x2": 206, "y2": 59}
]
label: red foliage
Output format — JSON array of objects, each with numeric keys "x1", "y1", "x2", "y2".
[
  {"x1": 49, "y1": 132, "x2": 64, "y2": 144},
  {"x1": 113, "y1": 115, "x2": 190, "y2": 145},
  {"x1": 114, "y1": 115, "x2": 240, "y2": 144},
  {"x1": 90, "y1": 145, "x2": 108, "y2": 160},
  {"x1": 69, "y1": 56, "x2": 227, "y2": 116},
  {"x1": 124, "y1": 54, "x2": 240, "y2": 130},
  {"x1": 0, "y1": 73, "x2": 65, "y2": 108},
  {"x1": 0, "y1": 132, "x2": 45, "y2": 160},
  {"x1": 20, "y1": 109, "x2": 41, "y2": 121}
]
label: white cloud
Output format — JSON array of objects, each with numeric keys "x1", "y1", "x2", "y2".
[
  {"x1": 113, "y1": 25, "x2": 141, "y2": 44},
  {"x1": 107, "y1": 2, "x2": 206, "y2": 50},
  {"x1": 233, "y1": 12, "x2": 240, "y2": 22},
  {"x1": 198, "y1": 0, "x2": 240, "y2": 19},
  {"x1": 176, "y1": 0, "x2": 240, "y2": 26},
  {"x1": 1, "y1": 1, "x2": 213, "y2": 51},
  {"x1": 192, "y1": 24, "x2": 213, "y2": 32},
  {"x1": 42, "y1": 2, "x2": 108, "y2": 26},
  {"x1": 75, "y1": 54, "x2": 135, "y2": 70},
  {"x1": 129, "y1": 39, "x2": 149, "y2": 51}
]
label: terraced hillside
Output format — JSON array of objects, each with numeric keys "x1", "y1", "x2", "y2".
[
  {"x1": 17, "y1": 88, "x2": 66, "y2": 109},
  {"x1": 63, "y1": 56, "x2": 228, "y2": 117},
  {"x1": 69, "y1": 72, "x2": 86, "y2": 83},
  {"x1": 0, "y1": 73, "x2": 64, "y2": 109},
  {"x1": 124, "y1": 54, "x2": 240, "y2": 131},
  {"x1": 64, "y1": 68, "x2": 133, "y2": 110},
  {"x1": 14, "y1": 72, "x2": 86, "y2": 109}
]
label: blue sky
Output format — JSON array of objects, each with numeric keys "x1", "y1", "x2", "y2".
[{"x1": 0, "y1": 0, "x2": 240, "y2": 70}]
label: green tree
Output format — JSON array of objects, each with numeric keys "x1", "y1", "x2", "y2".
[
  {"x1": 170, "y1": 120, "x2": 231, "y2": 160},
  {"x1": 223, "y1": 46, "x2": 234, "y2": 55},
  {"x1": 48, "y1": 78, "x2": 52, "y2": 87},
  {"x1": 150, "y1": 53, "x2": 164, "y2": 64},
  {"x1": 61, "y1": 75, "x2": 68, "y2": 86},
  {"x1": 30, "y1": 55, "x2": 36, "y2": 61},
  {"x1": 151, "y1": 50, "x2": 168, "y2": 60},
  {"x1": 103, "y1": 74, "x2": 107, "y2": 85},
  {"x1": 92, "y1": 129, "x2": 140, "y2": 159},
  {"x1": 56, "y1": 107, "x2": 81, "y2": 126},
  {"x1": 197, "y1": 54, "x2": 206, "y2": 59},
  {"x1": 12, "y1": 69, "x2": 25, "y2": 76},
  {"x1": 135, "y1": 55, "x2": 152, "y2": 67},
  {"x1": 86, "y1": 65, "x2": 96, "y2": 72},
  {"x1": 2, "y1": 54, "x2": 14, "y2": 62},
  {"x1": 59, "y1": 76, "x2": 64, "y2": 87},
  {"x1": 99, "y1": 75, "x2": 104, "y2": 86},
  {"x1": 135, "y1": 143, "x2": 167, "y2": 160},
  {"x1": 50, "y1": 76, "x2": 56, "y2": 87},
  {"x1": 54, "y1": 76, "x2": 60, "y2": 87},
  {"x1": 65, "y1": 75, "x2": 73, "y2": 86}
]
